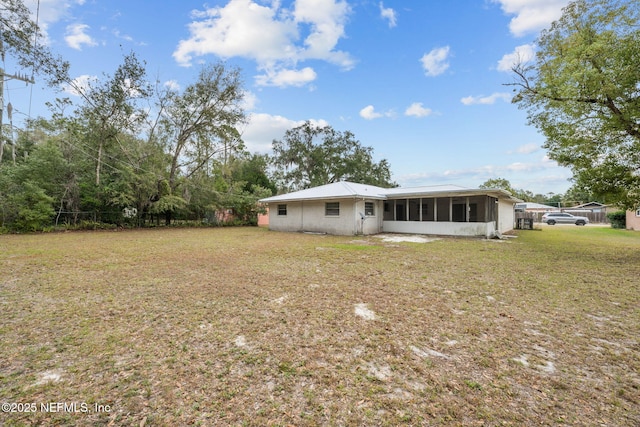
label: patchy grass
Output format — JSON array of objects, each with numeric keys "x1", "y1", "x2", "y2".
[{"x1": 1, "y1": 226, "x2": 639, "y2": 426}]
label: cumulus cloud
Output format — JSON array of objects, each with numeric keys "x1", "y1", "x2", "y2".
[
  {"x1": 173, "y1": 0, "x2": 353, "y2": 87},
  {"x1": 492, "y1": 0, "x2": 570, "y2": 37},
  {"x1": 461, "y1": 92, "x2": 512, "y2": 105},
  {"x1": 255, "y1": 67, "x2": 317, "y2": 88},
  {"x1": 64, "y1": 23, "x2": 97, "y2": 50},
  {"x1": 404, "y1": 102, "x2": 433, "y2": 118},
  {"x1": 359, "y1": 105, "x2": 395, "y2": 120},
  {"x1": 379, "y1": 2, "x2": 397, "y2": 28},
  {"x1": 360, "y1": 105, "x2": 383, "y2": 120},
  {"x1": 420, "y1": 46, "x2": 451, "y2": 77},
  {"x1": 497, "y1": 44, "x2": 535, "y2": 72},
  {"x1": 242, "y1": 113, "x2": 329, "y2": 153},
  {"x1": 23, "y1": 0, "x2": 86, "y2": 45}
]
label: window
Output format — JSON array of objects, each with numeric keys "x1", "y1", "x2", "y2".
[
  {"x1": 636, "y1": 209, "x2": 640, "y2": 217},
  {"x1": 277, "y1": 204, "x2": 287, "y2": 216},
  {"x1": 325, "y1": 202, "x2": 340, "y2": 216},
  {"x1": 364, "y1": 202, "x2": 375, "y2": 216}
]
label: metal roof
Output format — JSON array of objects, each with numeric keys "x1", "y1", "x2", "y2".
[
  {"x1": 260, "y1": 181, "x2": 522, "y2": 203},
  {"x1": 260, "y1": 181, "x2": 388, "y2": 203}
]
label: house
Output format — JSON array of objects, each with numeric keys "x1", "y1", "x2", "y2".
[
  {"x1": 627, "y1": 208, "x2": 640, "y2": 231},
  {"x1": 259, "y1": 181, "x2": 521, "y2": 238}
]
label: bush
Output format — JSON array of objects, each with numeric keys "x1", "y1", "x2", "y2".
[{"x1": 607, "y1": 211, "x2": 626, "y2": 229}]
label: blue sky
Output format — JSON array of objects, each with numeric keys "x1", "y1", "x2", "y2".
[{"x1": 7, "y1": 0, "x2": 575, "y2": 195}]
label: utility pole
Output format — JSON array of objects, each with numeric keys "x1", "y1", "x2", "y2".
[{"x1": 0, "y1": 35, "x2": 35, "y2": 164}]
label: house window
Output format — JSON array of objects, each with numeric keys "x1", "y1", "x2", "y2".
[
  {"x1": 364, "y1": 202, "x2": 375, "y2": 216},
  {"x1": 636, "y1": 209, "x2": 640, "y2": 217},
  {"x1": 325, "y1": 202, "x2": 340, "y2": 216},
  {"x1": 277, "y1": 204, "x2": 287, "y2": 216}
]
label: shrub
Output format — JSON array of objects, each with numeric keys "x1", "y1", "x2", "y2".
[{"x1": 607, "y1": 211, "x2": 626, "y2": 229}]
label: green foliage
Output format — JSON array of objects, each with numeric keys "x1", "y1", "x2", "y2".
[
  {"x1": 1, "y1": 39, "x2": 267, "y2": 230},
  {"x1": 510, "y1": 0, "x2": 640, "y2": 210},
  {"x1": 150, "y1": 195, "x2": 187, "y2": 216},
  {"x1": 607, "y1": 211, "x2": 627, "y2": 229},
  {"x1": 11, "y1": 181, "x2": 55, "y2": 232},
  {"x1": 271, "y1": 121, "x2": 396, "y2": 191}
]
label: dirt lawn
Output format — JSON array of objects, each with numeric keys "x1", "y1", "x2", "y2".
[{"x1": 1, "y1": 227, "x2": 639, "y2": 426}]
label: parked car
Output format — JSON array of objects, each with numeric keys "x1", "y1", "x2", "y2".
[{"x1": 542, "y1": 212, "x2": 589, "y2": 226}]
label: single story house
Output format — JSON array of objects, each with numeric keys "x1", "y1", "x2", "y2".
[{"x1": 259, "y1": 181, "x2": 521, "y2": 238}]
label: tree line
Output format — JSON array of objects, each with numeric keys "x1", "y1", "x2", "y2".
[
  {"x1": 1, "y1": 0, "x2": 638, "y2": 231},
  {"x1": 0, "y1": 55, "x2": 395, "y2": 231}
]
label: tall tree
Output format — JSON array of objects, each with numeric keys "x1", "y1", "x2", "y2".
[
  {"x1": 509, "y1": 0, "x2": 640, "y2": 209},
  {"x1": 154, "y1": 62, "x2": 246, "y2": 224},
  {"x1": 76, "y1": 52, "x2": 150, "y2": 186},
  {"x1": 271, "y1": 121, "x2": 395, "y2": 191}
]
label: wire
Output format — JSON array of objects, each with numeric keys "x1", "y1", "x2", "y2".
[{"x1": 28, "y1": 0, "x2": 41, "y2": 120}]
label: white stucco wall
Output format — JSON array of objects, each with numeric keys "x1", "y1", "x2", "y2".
[
  {"x1": 382, "y1": 220, "x2": 495, "y2": 237},
  {"x1": 497, "y1": 199, "x2": 516, "y2": 234},
  {"x1": 268, "y1": 198, "x2": 515, "y2": 237},
  {"x1": 268, "y1": 199, "x2": 383, "y2": 235}
]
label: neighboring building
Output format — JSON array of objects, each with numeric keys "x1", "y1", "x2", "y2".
[
  {"x1": 260, "y1": 181, "x2": 521, "y2": 238},
  {"x1": 515, "y1": 202, "x2": 559, "y2": 213},
  {"x1": 566, "y1": 202, "x2": 612, "y2": 213},
  {"x1": 627, "y1": 208, "x2": 640, "y2": 231}
]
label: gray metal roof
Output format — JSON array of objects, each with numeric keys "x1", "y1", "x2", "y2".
[
  {"x1": 260, "y1": 181, "x2": 388, "y2": 203},
  {"x1": 260, "y1": 181, "x2": 522, "y2": 203}
]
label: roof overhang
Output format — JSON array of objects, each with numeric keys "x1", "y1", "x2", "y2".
[{"x1": 260, "y1": 182, "x2": 523, "y2": 204}]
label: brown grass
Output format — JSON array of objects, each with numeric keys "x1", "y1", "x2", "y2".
[{"x1": 1, "y1": 226, "x2": 639, "y2": 426}]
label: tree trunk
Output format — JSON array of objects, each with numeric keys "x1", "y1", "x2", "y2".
[{"x1": 96, "y1": 141, "x2": 103, "y2": 185}]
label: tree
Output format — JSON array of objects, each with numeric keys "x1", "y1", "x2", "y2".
[
  {"x1": 271, "y1": 121, "x2": 395, "y2": 191},
  {"x1": 76, "y1": 52, "x2": 151, "y2": 186},
  {"x1": 509, "y1": 0, "x2": 640, "y2": 209},
  {"x1": 478, "y1": 177, "x2": 533, "y2": 201},
  {"x1": 154, "y1": 63, "x2": 246, "y2": 223},
  {"x1": 1, "y1": 0, "x2": 68, "y2": 164}
]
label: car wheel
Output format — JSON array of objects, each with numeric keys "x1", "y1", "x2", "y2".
[
  {"x1": 546, "y1": 220, "x2": 556, "y2": 225},
  {"x1": 576, "y1": 220, "x2": 585, "y2": 226}
]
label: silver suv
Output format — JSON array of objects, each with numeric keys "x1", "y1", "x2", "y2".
[{"x1": 542, "y1": 212, "x2": 589, "y2": 226}]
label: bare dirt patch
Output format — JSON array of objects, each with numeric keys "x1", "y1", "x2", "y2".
[{"x1": 1, "y1": 227, "x2": 639, "y2": 426}]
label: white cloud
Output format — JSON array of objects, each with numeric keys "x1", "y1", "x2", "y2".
[
  {"x1": 461, "y1": 92, "x2": 511, "y2": 105},
  {"x1": 64, "y1": 23, "x2": 97, "y2": 50},
  {"x1": 242, "y1": 113, "x2": 329, "y2": 153},
  {"x1": 420, "y1": 46, "x2": 450, "y2": 77},
  {"x1": 22, "y1": 0, "x2": 86, "y2": 45},
  {"x1": 404, "y1": 102, "x2": 433, "y2": 118},
  {"x1": 173, "y1": 0, "x2": 353, "y2": 87},
  {"x1": 360, "y1": 105, "x2": 383, "y2": 120},
  {"x1": 379, "y1": 2, "x2": 397, "y2": 28},
  {"x1": 294, "y1": 0, "x2": 353, "y2": 67},
  {"x1": 359, "y1": 105, "x2": 395, "y2": 120},
  {"x1": 164, "y1": 80, "x2": 181, "y2": 91},
  {"x1": 492, "y1": 0, "x2": 570, "y2": 37},
  {"x1": 497, "y1": 44, "x2": 535, "y2": 72},
  {"x1": 255, "y1": 67, "x2": 317, "y2": 88},
  {"x1": 62, "y1": 74, "x2": 98, "y2": 96}
]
